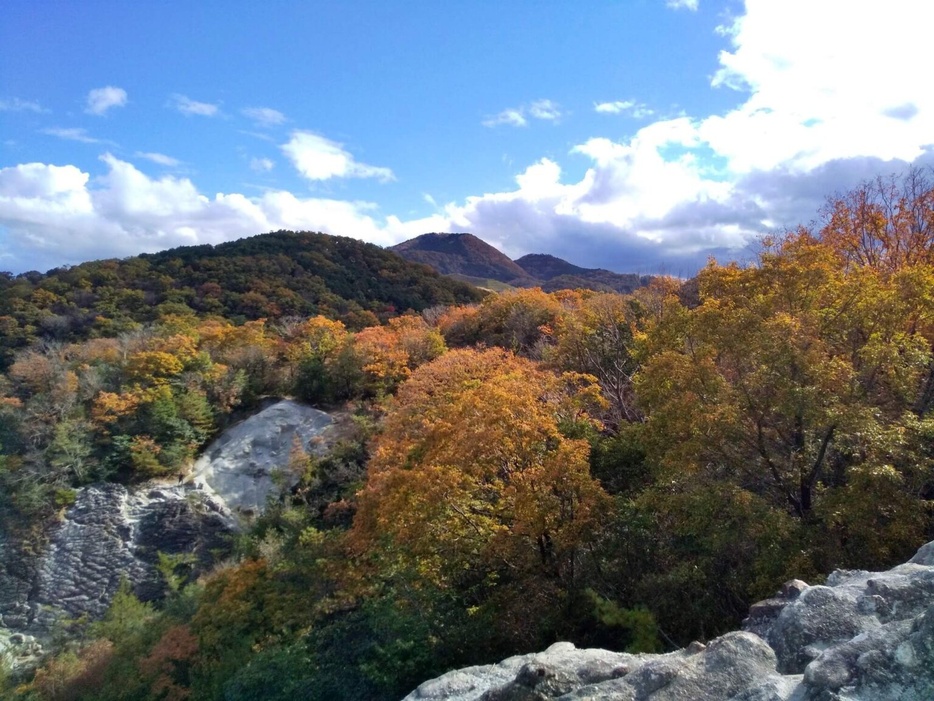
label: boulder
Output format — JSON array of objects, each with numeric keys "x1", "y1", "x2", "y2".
[{"x1": 191, "y1": 399, "x2": 333, "y2": 514}]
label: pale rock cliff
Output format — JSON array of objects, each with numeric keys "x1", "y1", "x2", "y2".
[{"x1": 0, "y1": 399, "x2": 333, "y2": 652}]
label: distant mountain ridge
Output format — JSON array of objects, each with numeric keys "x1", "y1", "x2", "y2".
[{"x1": 392, "y1": 233, "x2": 652, "y2": 293}]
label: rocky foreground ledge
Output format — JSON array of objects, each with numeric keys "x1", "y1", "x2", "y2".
[{"x1": 404, "y1": 541, "x2": 934, "y2": 701}]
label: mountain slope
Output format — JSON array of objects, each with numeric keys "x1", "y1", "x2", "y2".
[
  {"x1": 392, "y1": 233, "x2": 652, "y2": 293},
  {"x1": 391, "y1": 233, "x2": 533, "y2": 283}
]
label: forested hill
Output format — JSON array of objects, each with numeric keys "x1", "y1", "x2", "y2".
[{"x1": 0, "y1": 230, "x2": 483, "y2": 369}]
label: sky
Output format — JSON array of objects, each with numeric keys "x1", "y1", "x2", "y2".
[{"x1": 1, "y1": 0, "x2": 932, "y2": 276}]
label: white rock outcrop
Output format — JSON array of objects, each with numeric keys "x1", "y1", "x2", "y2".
[
  {"x1": 192, "y1": 399, "x2": 333, "y2": 514},
  {"x1": 404, "y1": 540, "x2": 934, "y2": 701}
]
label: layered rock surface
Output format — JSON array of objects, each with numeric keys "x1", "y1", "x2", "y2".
[
  {"x1": 0, "y1": 483, "x2": 233, "y2": 634},
  {"x1": 0, "y1": 399, "x2": 334, "y2": 641},
  {"x1": 403, "y1": 540, "x2": 934, "y2": 701}
]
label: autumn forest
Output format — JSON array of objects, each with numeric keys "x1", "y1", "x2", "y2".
[{"x1": 2, "y1": 171, "x2": 934, "y2": 699}]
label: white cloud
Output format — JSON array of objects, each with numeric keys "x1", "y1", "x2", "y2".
[
  {"x1": 528, "y1": 99, "x2": 562, "y2": 121},
  {"x1": 594, "y1": 100, "x2": 654, "y2": 118},
  {"x1": 424, "y1": 0, "x2": 934, "y2": 270},
  {"x1": 483, "y1": 100, "x2": 563, "y2": 127},
  {"x1": 85, "y1": 86, "x2": 127, "y2": 116},
  {"x1": 135, "y1": 152, "x2": 180, "y2": 167},
  {"x1": 0, "y1": 98, "x2": 45, "y2": 113},
  {"x1": 41, "y1": 128, "x2": 103, "y2": 144},
  {"x1": 250, "y1": 157, "x2": 275, "y2": 172},
  {"x1": 4, "y1": 2, "x2": 933, "y2": 277},
  {"x1": 703, "y1": 0, "x2": 934, "y2": 172},
  {"x1": 483, "y1": 109, "x2": 527, "y2": 128},
  {"x1": 171, "y1": 94, "x2": 219, "y2": 117},
  {"x1": 666, "y1": 0, "x2": 698, "y2": 10},
  {"x1": 595, "y1": 100, "x2": 634, "y2": 115},
  {"x1": 242, "y1": 107, "x2": 286, "y2": 126},
  {"x1": 0, "y1": 156, "x2": 399, "y2": 272},
  {"x1": 281, "y1": 131, "x2": 394, "y2": 182}
]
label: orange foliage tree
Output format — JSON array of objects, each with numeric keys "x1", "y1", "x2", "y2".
[{"x1": 350, "y1": 348, "x2": 609, "y2": 600}]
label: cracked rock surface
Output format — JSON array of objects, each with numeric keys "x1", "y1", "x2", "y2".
[
  {"x1": 403, "y1": 540, "x2": 934, "y2": 701},
  {"x1": 0, "y1": 399, "x2": 334, "y2": 638},
  {"x1": 0, "y1": 483, "x2": 234, "y2": 633}
]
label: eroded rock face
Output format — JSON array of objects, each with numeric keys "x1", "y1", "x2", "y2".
[
  {"x1": 0, "y1": 483, "x2": 234, "y2": 633},
  {"x1": 0, "y1": 400, "x2": 335, "y2": 639},
  {"x1": 403, "y1": 540, "x2": 934, "y2": 701}
]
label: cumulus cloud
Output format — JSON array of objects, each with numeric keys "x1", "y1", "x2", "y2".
[
  {"x1": 0, "y1": 98, "x2": 45, "y2": 113},
  {"x1": 281, "y1": 131, "x2": 394, "y2": 182},
  {"x1": 42, "y1": 128, "x2": 104, "y2": 144},
  {"x1": 453, "y1": 0, "x2": 934, "y2": 271},
  {"x1": 3, "y1": 2, "x2": 933, "y2": 277},
  {"x1": 0, "y1": 156, "x2": 399, "y2": 272},
  {"x1": 85, "y1": 86, "x2": 127, "y2": 116},
  {"x1": 171, "y1": 94, "x2": 219, "y2": 117},
  {"x1": 383, "y1": 0, "x2": 934, "y2": 273},
  {"x1": 483, "y1": 100, "x2": 563, "y2": 127},
  {"x1": 704, "y1": 0, "x2": 933, "y2": 172},
  {"x1": 135, "y1": 152, "x2": 180, "y2": 167},
  {"x1": 242, "y1": 107, "x2": 286, "y2": 126}
]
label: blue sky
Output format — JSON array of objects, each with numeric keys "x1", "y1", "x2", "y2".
[{"x1": 1, "y1": 0, "x2": 932, "y2": 276}]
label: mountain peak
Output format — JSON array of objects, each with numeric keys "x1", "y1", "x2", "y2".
[{"x1": 392, "y1": 233, "x2": 529, "y2": 281}]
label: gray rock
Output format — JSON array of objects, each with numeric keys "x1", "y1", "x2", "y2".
[
  {"x1": 403, "y1": 540, "x2": 934, "y2": 701},
  {"x1": 767, "y1": 585, "x2": 875, "y2": 674},
  {"x1": 25, "y1": 482, "x2": 235, "y2": 630},
  {"x1": 909, "y1": 541, "x2": 934, "y2": 566},
  {"x1": 405, "y1": 643, "x2": 644, "y2": 701},
  {"x1": 192, "y1": 399, "x2": 333, "y2": 514},
  {"x1": 616, "y1": 632, "x2": 777, "y2": 701},
  {"x1": 743, "y1": 580, "x2": 809, "y2": 640}
]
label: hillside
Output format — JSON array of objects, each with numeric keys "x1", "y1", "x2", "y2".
[
  {"x1": 391, "y1": 232, "x2": 534, "y2": 283},
  {"x1": 0, "y1": 230, "x2": 483, "y2": 369},
  {"x1": 392, "y1": 233, "x2": 652, "y2": 293}
]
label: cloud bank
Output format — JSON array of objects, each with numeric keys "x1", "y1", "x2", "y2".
[{"x1": 0, "y1": 155, "x2": 402, "y2": 272}]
